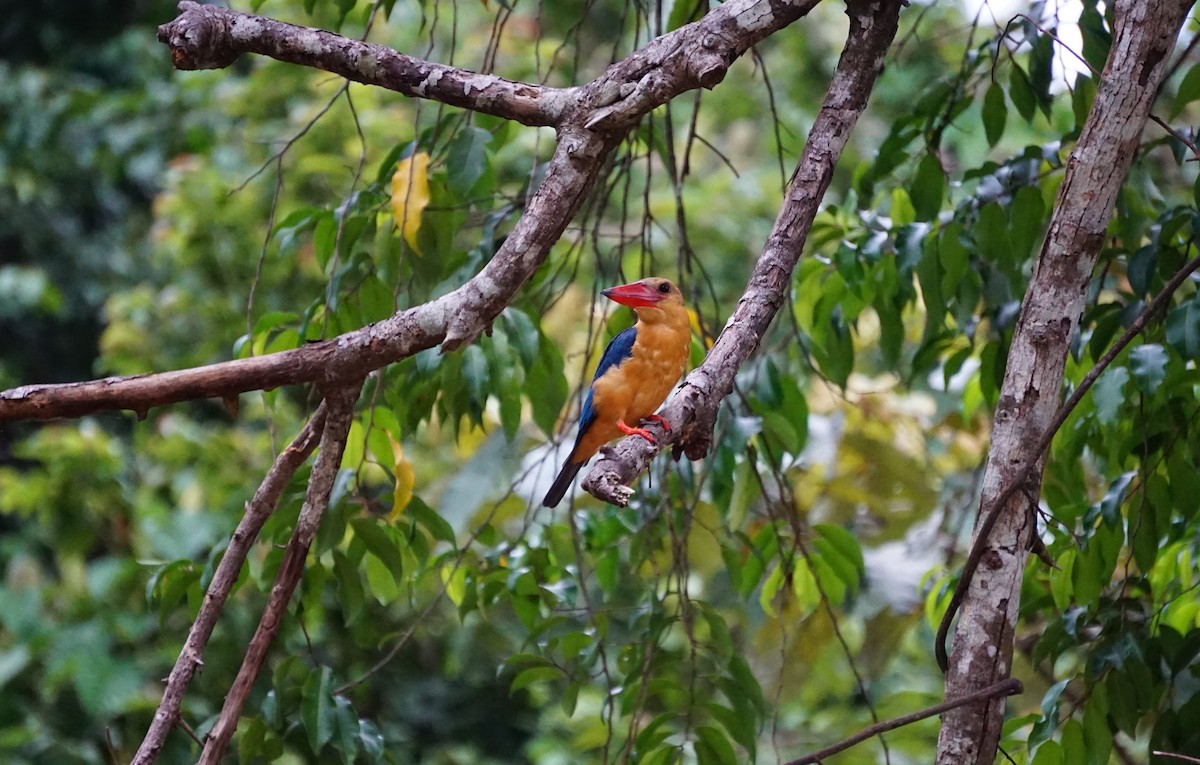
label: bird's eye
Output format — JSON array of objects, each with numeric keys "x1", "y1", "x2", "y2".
[{"x1": 658, "y1": 282, "x2": 671, "y2": 294}]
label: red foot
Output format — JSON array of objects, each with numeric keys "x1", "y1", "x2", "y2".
[
  {"x1": 641, "y1": 414, "x2": 671, "y2": 431},
  {"x1": 617, "y1": 419, "x2": 657, "y2": 444}
]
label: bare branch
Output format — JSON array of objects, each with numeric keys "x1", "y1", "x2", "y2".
[
  {"x1": 3, "y1": 0, "x2": 828, "y2": 425},
  {"x1": 783, "y1": 678, "x2": 1023, "y2": 765},
  {"x1": 582, "y1": 0, "x2": 905, "y2": 506},
  {"x1": 131, "y1": 405, "x2": 329, "y2": 765},
  {"x1": 197, "y1": 384, "x2": 359, "y2": 765},
  {"x1": 935, "y1": 2, "x2": 1195, "y2": 763},
  {"x1": 157, "y1": 1, "x2": 571, "y2": 127}
]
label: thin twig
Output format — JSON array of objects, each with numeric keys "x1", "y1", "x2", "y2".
[
  {"x1": 783, "y1": 678, "x2": 1023, "y2": 765},
  {"x1": 197, "y1": 384, "x2": 360, "y2": 765},
  {"x1": 131, "y1": 404, "x2": 329, "y2": 765}
]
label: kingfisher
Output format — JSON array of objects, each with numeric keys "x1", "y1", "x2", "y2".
[{"x1": 542, "y1": 277, "x2": 691, "y2": 508}]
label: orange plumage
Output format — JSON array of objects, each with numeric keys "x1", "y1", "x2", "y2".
[{"x1": 543, "y1": 278, "x2": 691, "y2": 507}]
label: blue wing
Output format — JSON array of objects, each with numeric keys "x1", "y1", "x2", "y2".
[{"x1": 577, "y1": 326, "x2": 637, "y2": 436}]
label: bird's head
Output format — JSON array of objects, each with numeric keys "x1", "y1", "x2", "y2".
[{"x1": 602, "y1": 277, "x2": 686, "y2": 325}]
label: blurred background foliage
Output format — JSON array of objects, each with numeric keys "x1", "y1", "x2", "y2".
[{"x1": 3, "y1": 0, "x2": 1200, "y2": 763}]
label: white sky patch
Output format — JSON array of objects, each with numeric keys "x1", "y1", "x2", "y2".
[{"x1": 960, "y1": 0, "x2": 1092, "y2": 89}]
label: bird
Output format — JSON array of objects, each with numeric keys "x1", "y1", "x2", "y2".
[{"x1": 542, "y1": 277, "x2": 691, "y2": 508}]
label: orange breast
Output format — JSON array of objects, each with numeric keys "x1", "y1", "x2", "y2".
[{"x1": 570, "y1": 320, "x2": 690, "y2": 463}]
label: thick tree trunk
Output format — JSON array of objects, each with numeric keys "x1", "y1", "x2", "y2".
[{"x1": 934, "y1": 2, "x2": 1194, "y2": 763}]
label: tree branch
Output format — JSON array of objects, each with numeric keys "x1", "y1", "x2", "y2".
[
  {"x1": 197, "y1": 384, "x2": 359, "y2": 765},
  {"x1": 131, "y1": 404, "x2": 329, "y2": 765},
  {"x1": 935, "y1": 250, "x2": 1200, "y2": 673},
  {"x1": 582, "y1": 0, "x2": 904, "y2": 507},
  {"x1": 783, "y1": 678, "x2": 1023, "y2": 765},
  {"x1": 157, "y1": 1, "x2": 571, "y2": 127},
  {"x1": 934, "y1": 2, "x2": 1194, "y2": 763},
  {"x1": 0, "y1": 0, "x2": 827, "y2": 425}
]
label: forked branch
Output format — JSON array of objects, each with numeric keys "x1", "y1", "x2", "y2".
[
  {"x1": 131, "y1": 404, "x2": 330, "y2": 765},
  {"x1": 0, "y1": 0, "x2": 825, "y2": 425},
  {"x1": 197, "y1": 383, "x2": 360, "y2": 765},
  {"x1": 583, "y1": 0, "x2": 906, "y2": 506}
]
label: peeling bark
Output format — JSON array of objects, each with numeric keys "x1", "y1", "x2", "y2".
[{"x1": 157, "y1": 1, "x2": 570, "y2": 126}]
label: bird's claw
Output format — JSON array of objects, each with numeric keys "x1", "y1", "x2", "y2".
[
  {"x1": 617, "y1": 419, "x2": 657, "y2": 445},
  {"x1": 640, "y1": 414, "x2": 671, "y2": 432}
]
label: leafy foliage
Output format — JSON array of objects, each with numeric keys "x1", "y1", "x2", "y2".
[{"x1": 5, "y1": 1, "x2": 1200, "y2": 764}]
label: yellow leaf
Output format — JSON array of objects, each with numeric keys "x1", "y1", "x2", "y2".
[
  {"x1": 387, "y1": 435, "x2": 415, "y2": 521},
  {"x1": 687, "y1": 307, "x2": 712, "y2": 349},
  {"x1": 390, "y1": 152, "x2": 431, "y2": 254}
]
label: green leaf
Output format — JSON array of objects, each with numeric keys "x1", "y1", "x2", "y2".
[
  {"x1": 911, "y1": 154, "x2": 945, "y2": 221},
  {"x1": 462, "y1": 344, "x2": 490, "y2": 404},
  {"x1": 1091, "y1": 367, "x2": 1129, "y2": 426},
  {"x1": 333, "y1": 697, "x2": 360, "y2": 759},
  {"x1": 1032, "y1": 741, "x2": 1064, "y2": 765},
  {"x1": 332, "y1": 551, "x2": 365, "y2": 625},
  {"x1": 1009, "y1": 65, "x2": 1037, "y2": 123},
  {"x1": 939, "y1": 223, "x2": 969, "y2": 297},
  {"x1": 706, "y1": 703, "x2": 756, "y2": 760},
  {"x1": 359, "y1": 719, "x2": 385, "y2": 761},
  {"x1": 341, "y1": 420, "x2": 366, "y2": 469},
  {"x1": 1029, "y1": 32, "x2": 1054, "y2": 117},
  {"x1": 726, "y1": 654, "x2": 766, "y2": 715},
  {"x1": 667, "y1": 0, "x2": 707, "y2": 30},
  {"x1": 409, "y1": 496, "x2": 456, "y2": 543},
  {"x1": 1061, "y1": 720, "x2": 1085, "y2": 764},
  {"x1": 1072, "y1": 76, "x2": 1097, "y2": 133},
  {"x1": 1129, "y1": 344, "x2": 1168, "y2": 395},
  {"x1": 1173, "y1": 63, "x2": 1200, "y2": 118},
  {"x1": 1083, "y1": 693, "x2": 1112, "y2": 765},
  {"x1": 890, "y1": 187, "x2": 916, "y2": 227},
  {"x1": 760, "y1": 412, "x2": 800, "y2": 455},
  {"x1": 1010, "y1": 186, "x2": 1045, "y2": 260},
  {"x1": 445, "y1": 127, "x2": 492, "y2": 198},
  {"x1": 302, "y1": 666, "x2": 336, "y2": 753},
  {"x1": 642, "y1": 745, "x2": 678, "y2": 765},
  {"x1": 503, "y1": 309, "x2": 541, "y2": 368},
  {"x1": 811, "y1": 312, "x2": 853, "y2": 388},
  {"x1": 982, "y1": 83, "x2": 1007, "y2": 147},
  {"x1": 1079, "y1": 3, "x2": 1111, "y2": 71},
  {"x1": 358, "y1": 275, "x2": 393, "y2": 324},
  {"x1": 1030, "y1": 678, "x2": 1070, "y2": 747},
  {"x1": 974, "y1": 203, "x2": 1013, "y2": 276},
  {"x1": 695, "y1": 725, "x2": 737, "y2": 765},
  {"x1": 350, "y1": 517, "x2": 405, "y2": 580},
  {"x1": 1095, "y1": 471, "x2": 1135, "y2": 527},
  {"x1": 1166, "y1": 299, "x2": 1200, "y2": 357},
  {"x1": 510, "y1": 666, "x2": 561, "y2": 693},
  {"x1": 1127, "y1": 247, "x2": 1157, "y2": 296},
  {"x1": 527, "y1": 337, "x2": 568, "y2": 438},
  {"x1": 253, "y1": 311, "x2": 299, "y2": 335},
  {"x1": 814, "y1": 524, "x2": 865, "y2": 574}
]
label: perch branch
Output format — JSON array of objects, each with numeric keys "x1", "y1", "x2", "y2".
[
  {"x1": 582, "y1": 0, "x2": 905, "y2": 506},
  {"x1": 131, "y1": 404, "x2": 329, "y2": 765},
  {"x1": 197, "y1": 384, "x2": 359, "y2": 765}
]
